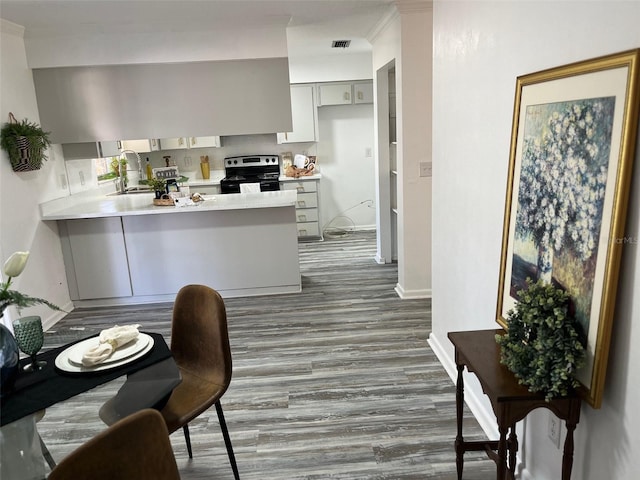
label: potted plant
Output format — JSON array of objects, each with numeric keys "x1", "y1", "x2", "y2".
[
  {"x1": 0, "y1": 113, "x2": 52, "y2": 172},
  {"x1": 110, "y1": 157, "x2": 128, "y2": 177},
  {"x1": 1, "y1": 251, "x2": 62, "y2": 393},
  {"x1": 147, "y1": 177, "x2": 167, "y2": 198},
  {"x1": 496, "y1": 278, "x2": 586, "y2": 401}
]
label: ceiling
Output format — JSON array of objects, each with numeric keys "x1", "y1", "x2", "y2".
[{"x1": 0, "y1": 0, "x2": 397, "y2": 58}]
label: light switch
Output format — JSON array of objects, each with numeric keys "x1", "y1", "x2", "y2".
[{"x1": 419, "y1": 162, "x2": 432, "y2": 177}]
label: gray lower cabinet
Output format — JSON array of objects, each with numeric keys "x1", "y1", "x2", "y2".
[
  {"x1": 60, "y1": 217, "x2": 132, "y2": 300},
  {"x1": 57, "y1": 204, "x2": 301, "y2": 302},
  {"x1": 281, "y1": 178, "x2": 322, "y2": 239}
]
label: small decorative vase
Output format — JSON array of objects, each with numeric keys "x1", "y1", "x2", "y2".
[{"x1": 0, "y1": 323, "x2": 20, "y2": 396}]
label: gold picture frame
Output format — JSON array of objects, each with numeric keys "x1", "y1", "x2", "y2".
[{"x1": 496, "y1": 49, "x2": 640, "y2": 408}]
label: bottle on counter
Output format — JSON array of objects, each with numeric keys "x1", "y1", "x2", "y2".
[{"x1": 146, "y1": 157, "x2": 153, "y2": 180}]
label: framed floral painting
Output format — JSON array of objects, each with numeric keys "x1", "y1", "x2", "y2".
[{"x1": 496, "y1": 49, "x2": 640, "y2": 408}]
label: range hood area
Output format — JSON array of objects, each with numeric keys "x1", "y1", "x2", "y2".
[{"x1": 32, "y1": 57, "x2": 293, "y2": 144}]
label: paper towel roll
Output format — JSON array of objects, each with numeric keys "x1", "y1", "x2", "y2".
[{"x1": 240, "y1": 183, "x2": 261, "y2": 193}]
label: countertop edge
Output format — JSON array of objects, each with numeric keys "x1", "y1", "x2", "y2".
[{"x1": 40, "y1": 190, "x2": 298, "y2": 221}]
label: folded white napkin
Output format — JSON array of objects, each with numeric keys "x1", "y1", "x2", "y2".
[{"x1": 81, "y1": 324, "x2": 141, "y2": 366}]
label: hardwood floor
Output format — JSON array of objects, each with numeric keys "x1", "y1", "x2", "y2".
[{"x1": 39, "y1": 231, "x2": 495, "y2": 479}]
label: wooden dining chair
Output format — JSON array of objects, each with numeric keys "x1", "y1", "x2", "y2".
[
  {"x1": 100, "y1": 284, "x2": 240, "y2": 479},
  {"x1": 48, "y1": 409, "x2": 180, "y2": 480}
]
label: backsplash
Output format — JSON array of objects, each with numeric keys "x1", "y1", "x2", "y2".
[
  {"x1": 143, "y1": 134, "x2": 317, "y2": 179},
  {"x1": 64, "y1": 158, "x2": 99, "y2": 194},
  {"x1": 59, "y1": 133, "x2": 318, "y2": 193}
]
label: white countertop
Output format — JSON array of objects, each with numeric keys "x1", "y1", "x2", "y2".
[
  {"x1": 279, "y1": 173, "x2": 322, "y2": 182},
  {"x1": 181, "y1": 169, "x2": 226, "y2": 186},
  {"x1": 40, "y1": 188, "x2": 297, "y2": 220}
]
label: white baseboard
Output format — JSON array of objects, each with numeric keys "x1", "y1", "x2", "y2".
[
  {"x1": 429, "y1": 331, "x2": 529, "y2": 474},
  {"x1": 520, "y1": 467, "x2": 534, "y2": 480},
  {"x1": 42, "y1": 300, "x2": 75, "y2": 331},
  {"x1": 374, "y1": 254, "x2": 387, "y2": 264},
  {"x1": 394, "y1": 283, "x2": 432, "y2": 299},
  {"x1": 428, "y1": 331, "x2": 499, "y2": 439}
]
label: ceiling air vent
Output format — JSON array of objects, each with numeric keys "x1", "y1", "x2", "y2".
[{"x1": 331, "y1": 40, "x2": 351, "y2": 49}]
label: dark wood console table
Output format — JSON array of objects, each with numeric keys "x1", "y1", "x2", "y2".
[{"x1": 448, "y1": 329, "x2": 581, "y2": 480}]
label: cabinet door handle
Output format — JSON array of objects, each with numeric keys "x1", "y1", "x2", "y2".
[
  {"x1": 296, "y1": 186, "x2": 304, "y2": 192},
  {"x1": 357, "y1": 91, "x2": 363, "y2": 100},
  {"x1": 191, "y1": 137, "x2": 197, "y2": 145},
  {"x1": 299, "y1": 229, "x2": 307, "y2": 236},
  {"x1": 285, "y1": 132, "x2": 288, "y2": 141},
  {"x1": 152, "y1": 139, "x2": 157, "y2": 147},
  {"x1": 178, "y1": 137, "x2": 184, "y2": 146},
  {"x1": 344, "y1": 91, "x2": 350, "y2": 101},
  {"x1": 298, "y1": 215, "x2": 307, "y2": 222},
  {"x1": 297, "y1": 200, "x2": 306, "y2": 207}
]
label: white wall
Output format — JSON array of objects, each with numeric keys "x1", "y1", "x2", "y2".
[
  {"x1": 22, "y1": 24, "x2": 289, "y2": 68},
  {"x1": 372, "y1": 13, "x2": 401, "y2": 266},
  {"x1": 0, "y1": 20, "x2": 73, "y2": 330},
  {"x1": 316, "y1": 104, "x2": 376, "y2": 231},
  {"x1": 371, "y1": 3, "x2": 432, "y2": 299},
  {"x1": 288, "y1": 53, "x2": 374, "y2": 84},
  {"x1": 429, "y1": 2, "x2": 640, "y2": 480},
  {"x1": 397, "y1": 4, "x2": 432, "y2": 298}
]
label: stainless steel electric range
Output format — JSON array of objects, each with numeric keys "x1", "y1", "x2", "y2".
[{"x1": 220, "y1": 155, "x2": 281, "y2": 194}]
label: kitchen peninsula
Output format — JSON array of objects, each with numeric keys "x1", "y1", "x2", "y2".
[{"x1": 40, "y1": 189, "x2": 300, "y2": 306}]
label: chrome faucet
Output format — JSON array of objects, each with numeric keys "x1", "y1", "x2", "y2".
[
  {"x1": 115, "y1": 149, "x2": 142, "y2": 193},
  {"x1": 121, "y1": 149, "x2": 142, "y2": 178}
]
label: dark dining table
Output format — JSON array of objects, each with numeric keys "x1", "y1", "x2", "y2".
[
  {"x1": 0, "y1": 331, "x2": 181, "y2": 479},
  {"x1": 1, "y1": 331, "x2": 179, "y2": 426}
]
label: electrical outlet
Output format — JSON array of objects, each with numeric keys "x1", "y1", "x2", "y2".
[
  {"x1": 184, "y1": 156, "x2": 192, "y2": 167},
  {"x1": 365, "y1": 147, "x2": 372, "y2": 158},
  {"x1": 547, "y1": 412, "x2": 561, "y2": 448}
]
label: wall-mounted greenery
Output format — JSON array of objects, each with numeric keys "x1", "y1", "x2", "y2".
[
  {"x1": 0, "y1": 113, "x2": 52, "y2": 172},
  {"x1": 496, "y1": 278, "x2": 586, "y2": 401}
]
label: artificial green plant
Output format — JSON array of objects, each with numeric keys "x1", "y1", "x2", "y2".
[
  {"x1": 0, "y1": 116, "x2": 52, "y2": 171},
  {"x1": 496, "y1": 278, "x2": 586, "y2": 401}
]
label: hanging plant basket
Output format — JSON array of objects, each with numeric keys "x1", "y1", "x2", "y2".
[{"x1": 0, "y1": 113, "x2": 52, "y2": 172}]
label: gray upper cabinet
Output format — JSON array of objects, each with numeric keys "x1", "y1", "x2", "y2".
[
  {"x1": 62, "y1": 141, "x2": 121, "y2": 160},
  {"x1": 121, "y1": 139, "x2": 160, "y2": 153},
  {"x1": 317, "y1": 81, "x2": 373, "y2": 107},
  {"x1": 32, "y1": 58, "x2": 293, "y2": 144},
  {"x1": 277, "y1": 84, "x2": 317, "y2": 144},
  {"x1": 353, "y1": 81, "x2": 374, "y2": 104},
  {"x1": 317, "y1": 83, "x2": 352, "y2": 106},
  {"x1": 159, "y1": 136, "x2": 221, "y2": 150}
]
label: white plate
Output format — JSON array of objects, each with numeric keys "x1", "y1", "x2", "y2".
[
  {"x1": 55, "y1": 334, "x2": 155, "y2": 373},
  {"x1": 65, "y1": 334, "x2": 150, "y2": 366}
]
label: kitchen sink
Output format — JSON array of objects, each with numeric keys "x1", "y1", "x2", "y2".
[{"x1": 107, "y1": 186, "x2": 153, "y2": 196}]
